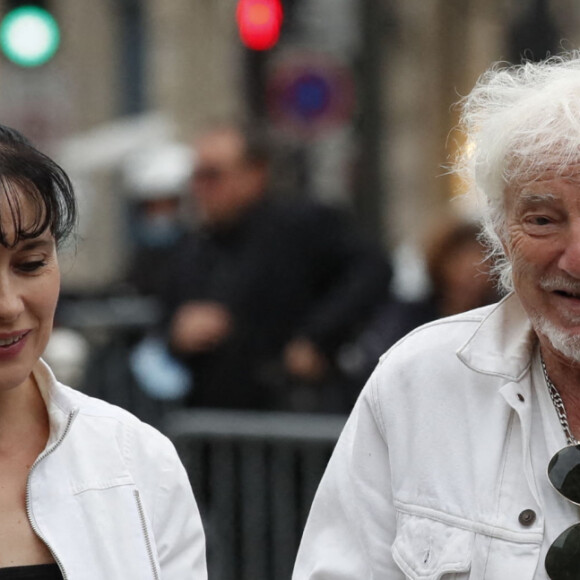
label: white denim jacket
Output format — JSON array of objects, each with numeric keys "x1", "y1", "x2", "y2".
[
  {"x1": 27, "y1": 360, "x2": 207, "y2": 580},
  {"x1": 294, "y1": 294, "x2": 546, "y2": 579}
]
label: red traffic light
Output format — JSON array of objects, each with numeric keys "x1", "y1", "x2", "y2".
[{"x1": 236, "y1": 0, "x2": 283, "y2": 51}]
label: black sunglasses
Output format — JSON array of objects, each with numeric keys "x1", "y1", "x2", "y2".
[
  {"x1": 193, "y1": 165, "x2": 228, "y2": 183},
  {"x1": 546, "y1": 444, "x2": 580, "y2": 579}
]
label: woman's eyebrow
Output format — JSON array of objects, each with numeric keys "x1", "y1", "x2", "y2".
[{"x1": 17, "y1": 238, "x2": 54, "y2": 251}]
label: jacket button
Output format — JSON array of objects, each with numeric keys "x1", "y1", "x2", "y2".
[
  {"x1": 517, "y1": 393, "x2": 525, "y2": 402},
  {"x1": 519, "y1": 509, "x2": 536, "y2": 526}
]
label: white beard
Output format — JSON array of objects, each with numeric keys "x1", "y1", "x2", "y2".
[
  {"x1": 529, "y1": 274, "x2": 580, "y2": 361},
  {"x1": 532, "y1": 313, "x2": 580, "y2": 363}
]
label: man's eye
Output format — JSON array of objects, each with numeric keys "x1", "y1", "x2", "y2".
[
  {"x1": 527, "y1": 216, "x2": 552, "y2": 226},
  {"x1": 17, "y1": 260, "x2": 47, "y2": 273}
]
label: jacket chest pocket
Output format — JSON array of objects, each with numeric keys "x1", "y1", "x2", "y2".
[
  {"x1": 392, "y1": 512, "x2": 473, "y2": 580},
  {"x1": 71, "y1": 482, "x2": 161, "y2": 579}
]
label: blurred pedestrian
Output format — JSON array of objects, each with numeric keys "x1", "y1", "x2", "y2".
[
  {"x1": 79, "y1": 143, "x2": 195, "y2": 419},
  {"x1": 423, "y1": 217, "x2": 500, "y2": 317},
  {"x1": 122, "y1": 142, "x2": 194, "y2": 300},
  {"x1": 121, "y1": 142, "x2": 195, "y2": 403},
  {"x1": 167, "y1": 123, "x2": 391, "y2": 412}
]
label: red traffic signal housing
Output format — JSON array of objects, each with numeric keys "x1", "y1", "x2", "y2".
[{"x1": 236, "y1": 0, "x2": 283, "y2": 51}]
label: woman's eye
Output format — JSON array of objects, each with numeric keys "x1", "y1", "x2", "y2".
[{"x1": 17, "y1": 260, "x2": 47, "y2": 273}]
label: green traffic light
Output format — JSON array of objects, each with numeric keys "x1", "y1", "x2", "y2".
[{"x1": 0, "y1": 6, "x2": 60, "y2": 67}]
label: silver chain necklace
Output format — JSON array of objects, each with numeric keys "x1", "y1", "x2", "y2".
[{"x1": 541, "y1": 355, "x2": 578, "y2": 446}]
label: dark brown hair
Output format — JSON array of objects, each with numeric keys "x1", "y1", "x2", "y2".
[{"x1": 0, "y1": 124, "x2": 76, "y2": 248}]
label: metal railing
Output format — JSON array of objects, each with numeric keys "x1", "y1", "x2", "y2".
[{"x1": 165, "y1": 409, "x2": 347, "y2": 580}]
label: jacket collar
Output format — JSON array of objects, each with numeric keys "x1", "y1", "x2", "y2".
[
  {"x1": 33, "y1": 359, "x2": 79, "y2": 443},
  {"x1": 457, "y1": 293, "x2": 537, "y2": 381}
]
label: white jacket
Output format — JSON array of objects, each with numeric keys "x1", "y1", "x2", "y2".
[
  {"x1": 28, "y1": 360, "x2": 207, "y2": 579},
  {"x1": 294, "y1": 294, "x2": 546, "y2": 579}
]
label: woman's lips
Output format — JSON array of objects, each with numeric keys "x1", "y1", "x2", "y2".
[{"x1": 0, "y1": 330, "x2": 30, "y2": 356}]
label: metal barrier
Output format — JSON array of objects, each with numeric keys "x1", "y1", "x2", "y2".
[{"x1": 165, "y1": 409, "x2": 347, "y2": 580}]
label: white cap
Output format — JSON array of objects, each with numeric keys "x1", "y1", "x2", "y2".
[{"x1": 122, "y1": 142, "x2": 195, "y2": 200}]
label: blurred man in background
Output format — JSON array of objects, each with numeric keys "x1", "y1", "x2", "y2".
[
  {"x1": 167, "y1": 123, "x2": 391, "y2": 412},
  {"x1": 122, "y1": 142, "x2": 194, "y2": 300},
  {"x1": 79, "y1": 143, "x2": 196, "y2": 423}
]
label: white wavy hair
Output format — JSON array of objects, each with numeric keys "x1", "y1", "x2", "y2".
[{"x1": 454, "y1": 52, "x2": 580, "y2": 292}]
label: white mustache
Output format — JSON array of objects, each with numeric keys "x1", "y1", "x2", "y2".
[{"x1": 540, "y1": 276, "x2": 580, "y2": 295}]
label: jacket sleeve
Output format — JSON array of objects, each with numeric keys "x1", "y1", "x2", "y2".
[
  {"x1": 293, "y1": 372, "x2": 404, "y2": 579},
  {"x1": 130, "y1": 424, "x2": 208, "y2": 579},
  {"x1": 292, "y1": 204, "x2": 392, "y2": 354}
]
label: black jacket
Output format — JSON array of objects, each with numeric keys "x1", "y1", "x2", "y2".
[{"x1": 164, "y1": 197, "x2": 391, "y2": 410}]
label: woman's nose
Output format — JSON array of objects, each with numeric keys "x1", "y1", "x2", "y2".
[{"x1": 0, "y1": 278, "x2": 24, "y2": 322}]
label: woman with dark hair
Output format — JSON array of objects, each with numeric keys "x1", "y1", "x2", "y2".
[{"x1": 0, "y1": 125, "x2": 207, "y2": 579}]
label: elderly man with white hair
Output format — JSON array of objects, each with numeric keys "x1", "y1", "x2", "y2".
[{"x1": 293, "y1": 52, "x2": 580, "y2": 580}]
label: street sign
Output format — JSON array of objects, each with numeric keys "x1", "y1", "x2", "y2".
[{"x1": 266, "y1": 52, "x2": 355, "y2": 136}]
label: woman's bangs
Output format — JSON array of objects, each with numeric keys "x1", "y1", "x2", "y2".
[{"x1": 0, "y1": 177, "x2": 51, "y2": 247}]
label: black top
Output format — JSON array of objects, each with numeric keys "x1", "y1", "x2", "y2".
[
  {"x1": 0, "y1": 564, "x2": 63, "y2": 579},
  {"x1": 165, "y1": 197, "x2": 392, "y2": 410}
]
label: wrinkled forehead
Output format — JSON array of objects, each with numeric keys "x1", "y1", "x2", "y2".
[
  {"x1": 506, "y1": 160, "x2": 580, "y2": 194},
  {"x1": 501, "y1": 130, "x2": 580, "y2": 186}
]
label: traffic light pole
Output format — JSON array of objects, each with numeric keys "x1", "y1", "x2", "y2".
[
  {"x1": 244, "y1": 48, "x2": 268, "y2": 120},
  {"x1": 118, "y1": 0, "x2": 145, "y2": 114},
  {"x1": 354, "y1": 0, "x2": 386, "y2": 243}
]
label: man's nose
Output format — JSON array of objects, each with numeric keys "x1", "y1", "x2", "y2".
[
  {"x1": 0, "y1": 277, "x2": 24, "y2": 322},
  {"x1": 559, "y1": 220, "x2": 580, "y2": 278}
]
